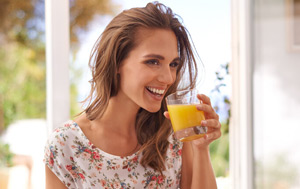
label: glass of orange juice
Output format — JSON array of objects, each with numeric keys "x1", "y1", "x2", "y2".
[{"x1": 166, "y1": 89, "x2": 207, "y2": 142}]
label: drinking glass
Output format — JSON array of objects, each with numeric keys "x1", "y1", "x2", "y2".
[{"x1": 166, "y1": 89, "x2": 207, "y2": 142}]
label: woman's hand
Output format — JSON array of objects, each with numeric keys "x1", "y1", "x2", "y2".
[
  {"x1": 164, "y1": 94, "x2": 221, "y2": 149},
  {"x1": 192, "y1": 94, "x2": 221, "y2": 149}
]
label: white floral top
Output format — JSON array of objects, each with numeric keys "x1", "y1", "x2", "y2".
[{"x1": 44, "y1": 121, "x2": 183, "y2": 188}]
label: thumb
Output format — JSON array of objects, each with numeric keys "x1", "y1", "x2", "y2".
[{"x1": 164, "y1": 111, "x2": 170, "y2": 119}]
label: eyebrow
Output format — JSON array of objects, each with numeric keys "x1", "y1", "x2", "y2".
[{"x1": 143, "y1": 54, "x2": 180, "y2": 62}]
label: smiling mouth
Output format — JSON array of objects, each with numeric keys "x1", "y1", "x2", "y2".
[{"x1": 146, "y1": 86, "x2": 165, "y2": 96}]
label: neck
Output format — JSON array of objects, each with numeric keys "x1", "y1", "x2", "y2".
[{"x1": 92, "y1": 95, "x2": 140, "y2": 137}]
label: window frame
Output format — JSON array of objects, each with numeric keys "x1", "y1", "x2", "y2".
[
  {"x1": 230, "y1": 0, "x2": 254, "y2": 188},
  {"x1": 45, "y1": 0, "x2": 70, "y2": 133}
]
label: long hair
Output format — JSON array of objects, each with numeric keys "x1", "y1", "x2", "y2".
[{"x1": 83, "y1": 2, "x2": 199, "y2": 173}]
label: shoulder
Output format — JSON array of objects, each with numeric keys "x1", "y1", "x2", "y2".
[
  {"x1": 44, "y1": 121, "x2": 81, "y2": 188},
  {"x1": 48, "y1": 120, "x2": 81, "y2": 143},
  {"x1": 44, "y1": 121, "x2": 83, "y2": 164}
]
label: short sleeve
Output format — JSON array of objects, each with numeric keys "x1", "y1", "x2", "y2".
[
  {"x1": 168, "y1": 133, "x2": 183, "y2": 155},
  {"x1": 44, "y1": 126, "x2": 76, "y2": 188}
]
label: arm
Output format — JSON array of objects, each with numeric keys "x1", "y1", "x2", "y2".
[
  {"x1": 45, "y1": 166, "x2": 67, "y2": 189},
  {"x1": 191, "y1": 145, "x2": 217, "y2": 188},
  {"x1": 180, "y1": 142, "x2": 193, "y2": 188},
  {"x1": 181, "y1": 141, "x2": 217, "y2": 189}
]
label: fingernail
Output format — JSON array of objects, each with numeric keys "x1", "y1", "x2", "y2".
[{"x1": 201, "y1": 120, "x2": 207, "y2": 125}]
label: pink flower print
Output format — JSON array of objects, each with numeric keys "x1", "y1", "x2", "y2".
[
  {"x1": 78, "y1": 173, "x2": 85, "y2": 180},
  {"x1": 96, "y1": 166, "x2": 102, "y2": 171},
  {"x1": 171, "y1": 151, "x2": 176, "y2": 158},
  {"x1": 178, "y1": 149, "x2": 182, "y2": 156},
  {"x1": 132, "y1": 156, "x2": 138, "y2": 162},
  {"x1": 151, "y1": 175, "x2": 157, "y2": 181},
  {"x1": 128, "y1": 167, "x2": 131, "y2": 172},
  {"x1": 69, "y1": 170, "x2": 77, "y2": 178},
  {"x1": 157, "y1": 175, "x2": 164, "y2": 184},
  {"x1": 100, "y1": 179, "x2": 106, "y2": 187},
  {"x1": 66, "y1": 165, "x2": 72, "y2": 171},
  {"x1": 131, "y1": 179, "x2": 137, "y2": 184},
  {"x1": 96, "y1": 162, "x2": 103, "y2": 171},
  {"x1": 58, "y1": 139, "x2": 65, "y2": 146},
  {"x1": 148, "y1": 181, "x2": 156, "y2": 189},
  {"x1": 49, "y1": 158, "x2": 54, "y2": 167},
  {"x1": 123, "y1": 160, "x2": 128, "y2": 166},
  {"x1": 113, "y1": 181, "x2": 121, "y2": 189},
  {"x1": 84, "y1": 148, "x2": 92, "y2": 154},
  {"x1": 92, "y1": 151, "x2": 100, "y2": 160},
  {"x1": 81, "y1": 152, "x2": 90, "y2": 160}
]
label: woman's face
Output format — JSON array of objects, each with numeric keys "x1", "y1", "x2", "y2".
[{"x1": 117, "y1": 28, "x2": 180, "y2": 112}]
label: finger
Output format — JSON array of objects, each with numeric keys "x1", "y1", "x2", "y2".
[
  {"x1": 204, "y1": 129, "x2": 222, "y2": 140},
  {"x1": 163, "y1": 111, "x2": 170, "y2": 119},
  {"x1": 196, "y1": 104, "x2": 213, "y2": 113},
  {"x1": 197, "y1": 94, "x2": 211, "y2": 105},
  {"x1": 201, "y1": 119, "x2": 221, "y2": 130},
  {"x1": 196, "y1": 104, "x2": 218, "y2": 119}
]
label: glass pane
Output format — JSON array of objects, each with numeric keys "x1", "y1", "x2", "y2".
[{"x1": 254, "y1": 0, "x2": 300, "y2": 188}]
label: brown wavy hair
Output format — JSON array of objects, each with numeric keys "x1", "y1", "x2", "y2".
[{"x1": 83, "y1": 2, "x2": 199, "y2": 174}]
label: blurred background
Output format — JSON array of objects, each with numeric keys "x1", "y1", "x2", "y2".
[{"x1": 0, "y1": 0, "x2": 299, "y2": 188}]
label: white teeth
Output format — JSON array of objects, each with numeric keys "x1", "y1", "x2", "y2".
[{"x1": 147, "y1": 87, "x2": 165, "y2": 95}]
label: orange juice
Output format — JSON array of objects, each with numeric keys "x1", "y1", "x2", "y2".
[{"x1": 167, "y1": 104, "x2": 205, "y2": 132}]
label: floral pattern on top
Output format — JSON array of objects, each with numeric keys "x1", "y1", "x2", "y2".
[{"x1": 44, "y1": 121, "x2": 183, "y2": 189}]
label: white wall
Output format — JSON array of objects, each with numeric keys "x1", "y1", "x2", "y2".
[{"x1": 253, "y1": 0, "x2": 300, "y2": 187}]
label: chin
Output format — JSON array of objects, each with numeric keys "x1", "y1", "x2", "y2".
[{"x1": 144, "y1": 104, "x2": 162, "y2": 113}]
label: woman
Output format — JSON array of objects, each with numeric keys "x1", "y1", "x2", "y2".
[{"x1": 44, "y1": 2, "x2": 221, "y2": 188}]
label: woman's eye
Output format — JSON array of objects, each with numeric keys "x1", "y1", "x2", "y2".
[
  {"x1": 170, "y1": 62, "x2": 179, "y2": 68},
  {"x1": 145, "y1": 59, "x2": 159, "y2": 65}
]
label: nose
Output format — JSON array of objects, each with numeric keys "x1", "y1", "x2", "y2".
[{"x1": 157, "y1": 66, "x2": 175, "y2": 85}]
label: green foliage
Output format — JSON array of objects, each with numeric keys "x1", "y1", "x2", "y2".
[
  {"x1": 0, "y1": 43, "x2": 46, "y2": 130},
  {"x1": 0, "y1": 141, "x2": 14, "y2": 167},
  {"x1": 209, "y1": 62, "x2": 230, "y2": 177},
  {"x1": 210, "y1": 122, "x2": 229, "y2": 177},
  {"x1": 0, "y1": 0, "x2": 118, "y2": 131}
]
